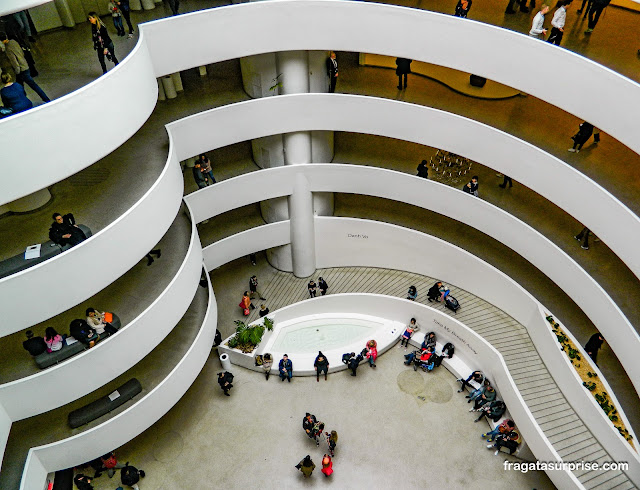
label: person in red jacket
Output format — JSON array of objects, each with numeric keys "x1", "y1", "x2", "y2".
[
  {"x1": 321, "y1": 454, "x2": 333, "y2": 477},
  {"x1": 365, "y1": 340, "x2": 378, "y2": 368}
]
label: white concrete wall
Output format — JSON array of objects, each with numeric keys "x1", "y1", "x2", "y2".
[
  {"x1": 18, "y1": 268, "x2": 218, "y2": 490},
  {"x1": 0, "y1": 144, "x2": 184, "y2": 334},
  {"x1": 0, "y1": 217, "x2": 203, "y2": 421},
  {"x1": 186, "y1": 163, "x2": 640, "y2": 400},
  {"x1": 0, "y1": 0, "x2": 52, "y2": 16}
]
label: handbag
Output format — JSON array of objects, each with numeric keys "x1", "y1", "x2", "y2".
[
  {"x1": 103, "y1": 312, "x2": 113, "y2": 323},
  {"x1": 243, "y1": 308, "x2": 250, "y2": 316}
]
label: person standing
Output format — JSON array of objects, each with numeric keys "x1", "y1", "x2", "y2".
[
  {"x1": 303, "y1": 413, "x2": 317, "y2": 435},
  {"x1": 217, "y1": 371, "x2": 234, "y2": 396},
  {"x1": 427, "y1": 281, "x2": 443, "y2": 302},
  {"x1": 342, "y1": 351, "x2": 362, "y2": 376},
  {"x1": 462, "y1": 176, "x2": 479, "y2": 196},
  {"x1": 259, "y1": 304, "x2": 270, "y2": 317},
  {"x1": 498, "y1": 175, "x2": 513, "y2": 188},
  {"x1": 107, "y1": 1, "x2": 125, "y2": 37},
  {"x1": 574, "y1": 227, "x2": 591, "y2": 250},
  {"x1": 279, "y1": 354, "x2": 293, "y2": 381},
  {"x1": 529, "y1": 5, "x2": 550, "y2": 39},
  {"x1": 88, "y1": 12, "x2": 119, "y2": 74},
  {"x1": 326, "y1": 52, "x2": 338, "y2": 93},
  {"x1": 416, "y1": 160, "x2": 429, "y2": 179},
  {"x1": 365, "y1": 340, "x2": 378, "y2": 368},
  {"x1": 145, "y1": 248, "x2": 162, "y2": 266},
  {"x1": 0, "y1": 72, "x2": 32, "y2": 114},
  {"x1": 192, "y1": 162, "x2": 211, "y2": 189},
  {"x1": 115, "y1": 0, "x2": 135, "y2": 38},
  {"x1": 326, "y1": 430, "x2": 338, "y2": 456},
  {"x1": 0, "y1": 32, "x2": 50, "y2": 103},
  {"x1": 239, "y1": 291, "x2": 253, "y2": 315},
  {"x1": 395, "y1": 58, "x2": 412, "y2": 90},
  {"x1": 295, "y1": 455, "x2": 315, "y2": 478},
  {"x1": 318, "y1": 277, "x2": 329, "y2": 295},
  {"x1": 569, "y1": 121, "x2": 594, "y2": 152},
  {"x1": 249, "y1": 275, "x2": 266, "y2": 301},
  {"x1": 584, "y1": 332, "x2": 605, "y2": 365},
  {"x1": 321, "y1": 455, "x2": 333, "y2": 477},
  {"x1": 585, "y1": 0, "x2": 610, "y2": 33},
  {"x1": 308, "y1": 280, "x2": 317, "y2": 298},
  {"x1": 12, "y1": 11, "x2": 35, "y2": 42},
  {"x1": 167, "y1": 0, "x2": 180, "y2": 15},
  {"x1": 454, "y1": 0, "x2": 472, "y2": 17},
  {"x1": 262, "y1": 353, "x2": 273, "y2": 380},
  {"x1": 196, "y1": 154, "x2": 216, "y2": 184},
  {"x1": 547, "y1": 1, "x2": 569, "y2": 45},
  {"x1": 314, "y1": 351, "x2": 329, "y2": 382}
]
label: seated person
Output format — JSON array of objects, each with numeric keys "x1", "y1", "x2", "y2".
[
  {"x1": 471, "y1": 384, "x2": 496, "y2": 410},
  {"x1": 467, "y1": 379, "x2": 491, "y2": 401},
  {"x1": 406, "y1": 285, "x2": 417, "y2": 301},
  {"x1": 1, "y1": 72, "x2": 32, "y2": 114},
  {"x1": 69, "y1": 319, "x2": 98, "y2": 346},
  {"x1": 49, "y1": 212, "x2": 87, "y2": 248},
  {"x1": 44, "y1": 326, "x2": 66, "y2": 352},
  {"x1": 23, "y1": 330, "x2": 46, "y2": 356},
  {"x1": 427, "y1": 281, "x2": 443, "y2": 302},
  {"x1": 475, "y1": 399, "x2": 506, "y2": 423},
  {"x1": 421, "y1": 331, "x2": 436, "y2": 351},
  {"x1": 404, "y1": 346, "x2": 434, "y2": 366},
  {"x1": 86, "y1": 308, "x2": 117, "y2": 336},
  {"x1": 483, "y1": 419, "x2": 515, "y2": 442},
  {"x1": 279, "y1": 354, "x2": 293, "y2": 381},
  {"x1": 490, "y1": 429, "x2": 520, "y2": 455},
  {"x1": 457, "y1": 370, "x2": 484, "y2": 393},
  {"x1": 400, "y1": 318, "x2": 420, "y2": 348}
]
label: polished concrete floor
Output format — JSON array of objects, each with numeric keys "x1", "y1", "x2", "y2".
[{"x1": 1, "y1": 0, "x2": 639, "y2": 487}]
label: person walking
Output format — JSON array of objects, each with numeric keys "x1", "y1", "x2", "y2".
[
  {"x1": 88, "y1": 12, "x2": 118, "y2": 74},
  {"x1": 145, "y1": 248, "x2": 161, "y2": 266},
  {"x1": 547, "y1": 1, "x2": 569, "y2": 45},
  {"x1": 585, "y1": 0, "x2": 610, "y2": 33},
  {"x1": 454, "y1": 0, "x2": 472, "y2": 17},
  {"x1": 217, "y1": 371, "x2": 234, "y2": 396},
  {"x1": 584, "y1": 332, "x2": 605, "y2": 365},
  {"x1": 115, "y1": 0, "x2": 135, "y2": 38},
  {"x1": 314, "y1": 351, "x2": 329, "y2": 381},
  {"x1": 318, "y1": 277, "x2": 329, "y2": 295},
  {"x1": 326, "y1": 430, "x2": 338, "y2": 456},
  {"x1": 239, "y1": 291, "x2": 253, "y2": 315},
  {"x1": 12, "y1": 11, "x2": 35, "y2": 42},
  {"x1": 417, "y1": 159, "x2": 429, "y2": 178},
  {"x1": 395, "y1": 58, "x2": 412, "y2": 90},
  {"x1": 569, "y1": 121, "x2": 594, "y2": 152},
  {"x1": 249, "y1": 275, "x2": 266, "y2": 301},
  {"x1": 107, "y1": 1, "x2": 125, "y2": 37},
  {"x1": 498, "y1": 175, "x2": 513, "y2": 188},
  {"x1": 308, "y1": 280, "x2": 317, "y2": 298},
  {"x1": 303, "y1": 413, "x2": 317, "y2": 435},
  {"x1": 529, "y1": 5, "x2": 550, "y2": 39},
  {"x1": 574, "y1": 227, "x2": 591, "y2": 250},
  {"x1": 262, "y1": 353, "x2": 273, "y2": 380},
  {"x1": 279, "y1": 354, "x2": 293, "y2": 381},
  {"x1": 167, "y1": 0, "x2": 180, "y2": 15},
  {"x1": 295, "y1": 455, "x2": 315, "y2": 478},
  {"x1": 326, "y1": 52, "x2": 338, "y2": 93},
  {"x1": 427, "y1": 281, "x2": 443, "y2": 302},
  {"x1": 0, "y1": 32, "x2": 50, "y2": 103},
  {"x1": 321, "y1": 454, "x2": 334, "y2": 477}
]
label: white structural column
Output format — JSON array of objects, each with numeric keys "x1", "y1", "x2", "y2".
[{"x1": 288, "y1": 173, "x2": 316, "y2": 277}]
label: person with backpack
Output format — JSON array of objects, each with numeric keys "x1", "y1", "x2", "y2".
[
  {"x1": 490, "y1": 430, "x2": 520, "y2": 455},
  {"x1": 120, "y1": 463, "x2": 145, "y2": 489},
  {"x1": 342, "y1": 352, "x2": 363, "y2": 376},
  {"x1": 295, "y1": 455, "x2": 315, "y2": 478},
  {"x1": 217, "y1": 371, "x2": 234, "y2": 396}
]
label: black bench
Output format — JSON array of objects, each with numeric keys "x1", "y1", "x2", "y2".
[
  {"x1": 35, "y1": 313, "x2": 121, "y2": 369},
  {"x1": 0, "y1": 224, "x2": 92, "y2": 279},
  {"x1": 68, "y1": 378, "x2": 142, "y2": 429}
]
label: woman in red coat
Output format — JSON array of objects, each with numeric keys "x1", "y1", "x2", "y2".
[
  {"x1": 321, "y1": 455, "x2": 333, "y2": 477},
  {"x1": 365, "y1": 339, "x2": 378, "y2": 368}
]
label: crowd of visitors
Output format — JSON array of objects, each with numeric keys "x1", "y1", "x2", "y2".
[
  {"x1": 75, "y1": 451, "x2": 145, "y2": 489},
  {"x1": 297, "y1": 413, "x2": 338, "y2": 478}
]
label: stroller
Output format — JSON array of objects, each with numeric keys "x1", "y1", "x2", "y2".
[
  {"x1": 444, "y1": 294, "x2": 460, "y2": 313},
  {"x1": 408, "y1": 350, "x2": 437, "y2": 372}
]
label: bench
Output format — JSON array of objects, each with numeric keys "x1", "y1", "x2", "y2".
[
  {"x1": 35, "y1": 313, "x2": 121, "y2": 369},
  {"x1": 0, "y1": 224, "x2": 92, "y2": 279},
  {"x1": 68, "y1": 378, "x2": 142, "y2": 429}
]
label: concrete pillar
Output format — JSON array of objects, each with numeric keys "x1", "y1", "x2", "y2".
[
  {"x1": 283, "y1": 131, "x2": 312, "y2": 165},
  {"x1": 276, "y1": 51, "x2": 310, "y2": 95},
  {"x1": 240, "y1": 54, "x2": 278, "y2": 99},
  {"x1": 308, "y1": 50, "x2": 330, "y2": 94},
  {"x1": 7, "y1": 188, "x2": 52, "y2": 213},
  {"x1": 53, "y1": 0, "x2": 75, "y2": 27},
  {"x1": 141, "y1": 0, "x2": 155, "y2": 10},
  {"x1": 129, "y1": 0, "x2": 143, "y2": 10},
  {"x1": 288, "y1": 174, "x2": 316, "y2": 278},
  {"x1": 171, "y1": 72, "x2": 183, "y2": 92},
  {"x1": 161, "y1": 75, "x2": 177, "y2": 99},
  {"x1": 157, "y1": 78, "x2": 166, "y2": 101}
]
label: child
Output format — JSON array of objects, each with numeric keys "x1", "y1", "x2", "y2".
[{"x1": 321, "y1": 454, "x2": 333, "y2": 477}]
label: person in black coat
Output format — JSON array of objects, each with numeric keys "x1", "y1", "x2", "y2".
[
  {"x1": 318, "y1": 277, "x2": 329, "y2": 295},
  {"x1": 49, "y1": 212, "x2": 87, "y2": 248},
  {"x1": 568, "y1": 122, "x2": 594, "y2": 153},
  {"x1": 417, "y1": 160, "x2": 429, "y2": 179},
  {"x1": 88, "y1": 12, "x2": 119, "y2": 74},
  {"x1": 395, "y1": 58, "x2": 412, "y2": 90},
  {"x1": 114, "y1": 0, "x2": 134, "y2": 36},
  {"x1": 314, "y1": 351, "x2": 330, "y2": 382},
  {"x1": 454, "y1": 0, "x2": 472, "y2": 17},
  {"x1": 462, "y1": 176, "x2": 479, "y2": 196},
  {"x1": 585, "y1": 0, "x2": 610, "y2": 33},
  {"x1": 326, "y1": 52, "x2": 338, "y2": 93},
  {"x1": 584, "y1": 332, "x2": 605, "y2": 365},
  {"x1": 23, "y1": 330, "x2": 46, "y2": 356},
  {"x1": 69, "y1": 319, "x2": 97, "y2": 346},
  {"x1": 218, "y1": 371, "x2": 234, "y2": 396},
  {"x1": 427, "y1": 281, "x2": 443, "y2": 302}
]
